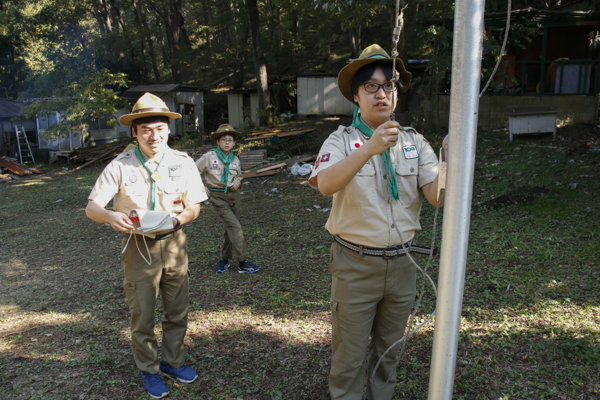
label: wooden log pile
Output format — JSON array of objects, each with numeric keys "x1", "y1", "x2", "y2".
[
  {"x1": 0, "y1": 156, "x2": 41, "y2": 182},
  {"x1": 69, "y1": 138, "x2": 137, "y2": 170},
  {"x1": 239, "y1": 149, "x2": 268, "y2": 169}
]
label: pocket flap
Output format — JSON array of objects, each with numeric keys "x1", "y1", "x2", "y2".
[{"x1": 330, "y1": 300, "x2": 338, "y2": 312}]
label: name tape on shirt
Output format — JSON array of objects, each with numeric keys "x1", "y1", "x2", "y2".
[{"x1": 403, "y1": 145, "x2": 419, "y2": 159}]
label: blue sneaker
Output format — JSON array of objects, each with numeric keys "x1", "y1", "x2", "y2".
[
  {"x1": 217, "y1": 259, "x2": 230, "y2": 273},
  {"x1": 159, "y1": 360, "x2": 198, "y2": 383},
  {"x1": 141, "y1": 372, "x2": 169, "y2": 399},
  {"x1": 238, "y1": 260, "x2": 262, "y2": 274}
]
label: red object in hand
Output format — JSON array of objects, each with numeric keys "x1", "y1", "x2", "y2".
[{"x1": 130, "y1": 216, "x2": 140, "y2": 223}]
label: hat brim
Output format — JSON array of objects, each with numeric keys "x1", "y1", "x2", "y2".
[
  {"x1": 210, "y1": 131, "x2": 239, "y2": 141},
  {"x1": 119, "y1": 111, "x2": 182, "y2": 126},
  {"x1": 338, "y1": 58, "x2": 412, "y2": 105}
]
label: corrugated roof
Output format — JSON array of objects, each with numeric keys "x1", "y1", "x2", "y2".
[
  {"x1": 0, "y1": 98, "x2": 24, "y2": 119},
  {"x1": 126, "y1": 84, "x2": 201, "y2": 93}
]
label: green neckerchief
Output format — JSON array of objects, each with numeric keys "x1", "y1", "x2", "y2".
[
  {"x1": 215, "y1": 147, "x2": 235, "y2": 193},
  {"x1": 350, "y1": 106, "x2": 399, "y2": 201},
  {"x1": 134, "y1": 145, "x2": 167, "y2": 210}
]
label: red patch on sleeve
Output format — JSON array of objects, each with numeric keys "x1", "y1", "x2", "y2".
[{"x1": 321, "y1": 153, "x2": 330, "y2": 162}]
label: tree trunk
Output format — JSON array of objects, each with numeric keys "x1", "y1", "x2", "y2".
[
  {"x1": 133, "y1": 0, "x2": 161, "y2": 81},
  {"x1": 247, "y1": 0, "x2": 271, "y2": 126},
  {"x1": 92, "y1": 0, "x2": 112, "y2": 34},
  {"x1": 109, "y1": 0, "x2": 126, "y2": 33},
  {"x1": 203, "y1": 1, "x2": 214, "y2": 68},
  {"x1": 145, "y1": 0, "x2": 185, "y2": 82}
]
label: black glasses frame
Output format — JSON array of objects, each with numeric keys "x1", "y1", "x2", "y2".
[{"x1": 362, "y1": 82, "x2": 396, "y2": 93}]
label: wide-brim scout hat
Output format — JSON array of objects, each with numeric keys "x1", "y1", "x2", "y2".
[
  {"x1": 338, "y1": 44, "x2": 412, "y2": 104},
  {"x1": 119, "y1": 92, "x2": 181, "y2": 126},
  {"x1": 210, "y1": 123, "x2": 240, "y2": 141}
]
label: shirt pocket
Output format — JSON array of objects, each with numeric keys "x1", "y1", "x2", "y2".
[
  {"x1": 163, "y1": 182, "x2": 185, "y2": 212},
  {"x1": 394, "y1": 158, "x2": 420, "y2": 206},
  {"x1": 228, "y1": 168, "x2": 238, "y2": 184},
  {"x1": 209, "y1": 168, "x2": 223, "y2": 178},
  {"x1": 343, "y1": 161, "x2": 376, "y2": 206},
  {"x1": 122, "y1": 184, "x2": 147, "y2": 197}
]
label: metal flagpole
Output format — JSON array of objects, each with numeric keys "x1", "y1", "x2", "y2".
[{"x1": 427, "y1": 0, "x2": 485, "y2": 399}]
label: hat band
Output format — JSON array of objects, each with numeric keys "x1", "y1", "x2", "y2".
[
  {"x1": 368, "y1": 54, "x2": 388, "y2": 59},
  {"x1": 132, "y1": 107, "x2": 171, "y2": 114}
]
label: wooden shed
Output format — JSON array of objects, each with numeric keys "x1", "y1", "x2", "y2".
[
  {"x1": 296, "y1": 73, "x2": 354, "y2": 118},
  {"x1": 227, "y1": 90, "x2": 259, "y2": 129}
]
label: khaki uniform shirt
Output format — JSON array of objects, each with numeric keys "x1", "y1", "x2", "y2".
[
  {"x1": 309, "y1": 125, "x2": 439, "y2": 248},
  {"x1": 88, "y1": 148, "x2": 208, "y2": 218},
  {"x1": 195, "y1": 151, "x2": 242, "y2": 189}
]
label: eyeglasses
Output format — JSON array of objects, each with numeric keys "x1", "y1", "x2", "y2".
[
  {"x1": 220, "y1": 138, "x2": 234, "y2": 143},
  {"x1": 363, "y1": 82, "x2": 396, "y2": 93}
]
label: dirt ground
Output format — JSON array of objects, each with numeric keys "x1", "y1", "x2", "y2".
[{"x1": 1, "y1": 119, "x2": 598, "y2": 400}]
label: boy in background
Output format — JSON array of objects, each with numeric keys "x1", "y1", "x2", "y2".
[{"x1": 196, "y1": 124, "x2": 262, "y2": 274}]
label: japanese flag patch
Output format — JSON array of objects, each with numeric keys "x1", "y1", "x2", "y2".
[
  {"x1": 350, "y1": 140, "x2": 362, "y2": 150},
  {"x1": 403, "y1": 145, "x2": 419, "y2": 159},
  {"x1": 212, "y1": 160, "x2": 219, "y2": 169}
]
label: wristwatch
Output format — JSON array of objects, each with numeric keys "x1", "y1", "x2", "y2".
[{"x1": 173, "y1": 217, "x2": 181, "y2": 229}]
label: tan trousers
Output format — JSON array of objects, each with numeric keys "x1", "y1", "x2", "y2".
[
  {"x1": 121, "y1": 229, "x2": 189, "y2": 374},
  {"x1": 210, "y1": 190, "x2": 247, "y2": 264},
  {"x1": 329, "y1": 241, "x2": 417, "y2": 400}
]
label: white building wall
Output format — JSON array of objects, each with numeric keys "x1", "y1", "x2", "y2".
[
  {"x1": 228, "y1": 94, "x2": 244, "y2": 130},
  {"x1": 297, "y1": 76, "x2": 354, "y2": 117}
]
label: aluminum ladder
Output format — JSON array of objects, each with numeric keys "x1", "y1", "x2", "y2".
[{"x1": 15, "y1": 125, "x2": 35, "y2": 164}]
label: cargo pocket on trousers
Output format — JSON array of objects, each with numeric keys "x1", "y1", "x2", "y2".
[
  {"x1": 330, "y1": 300, "x2": 341, "y2": 344},
  {"x1": 123, "y1": 281, "x2": 140, "y2": 314}
]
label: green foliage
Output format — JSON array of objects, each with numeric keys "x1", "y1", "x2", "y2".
[{"x1": 20, "y1": 69, "x2": 129, "y2": 140}]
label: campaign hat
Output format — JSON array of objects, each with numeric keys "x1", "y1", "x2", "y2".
[
  {"x1": 338, "y1": 44, "x2": 412, "y2": 104},
  {"x1": 119, "y1": 92, "x2": 181, "y2": 126},
  {"x1": 210, "y1": 123, "x2": 240, "y2": 141}
]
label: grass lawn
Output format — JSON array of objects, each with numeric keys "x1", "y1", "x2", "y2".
[{"x1": 0, "y1": 122, "x2": 598, "y2": 399}]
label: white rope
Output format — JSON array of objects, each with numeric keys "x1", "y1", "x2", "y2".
[
  {"x1": 479, "y1": 0, "x2": 512, "y2": 97},
  {"x1": 122, "y1": 230, "x2": 152, "y2": 265},
  {"x1": 370, "y1": 144, "x2": 443, "y2": 389}
]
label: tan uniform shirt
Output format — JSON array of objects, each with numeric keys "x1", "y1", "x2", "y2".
[
  {"x1": 195, "y1": 150, "x2": 242, "y2": 189},
  {"x1": 88, "y1": 148, "x2": 208, "y2": 217},
  {"x1": 309, "y1": 125, "x2": 439, "y2": 248}
]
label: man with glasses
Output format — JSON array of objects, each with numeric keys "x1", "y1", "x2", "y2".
[
  {"x1": 196, "y1": 124, "x2": 262, "y2": 274},
  {"x1": 308, "y1": 44, "x2": 448, "y2": 399}
]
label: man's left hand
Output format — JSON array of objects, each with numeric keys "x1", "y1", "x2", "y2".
[
  {"x1": 443, "y1": 134, "x2": 449, "y2": 161},
  {"x1": 230, "y1": 180, "x2": 241, "y2": 191}
]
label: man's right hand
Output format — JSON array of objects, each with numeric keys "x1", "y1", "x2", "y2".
[
  {"x1": 107, "y1": 211, "x2": 134, "y2": 232},
  {"x1": 86, "y1": 200, "x2": 134, "y2": 232},
  {"x1": 363, "y1": 120, "x2": 401, "y2": 156}
]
